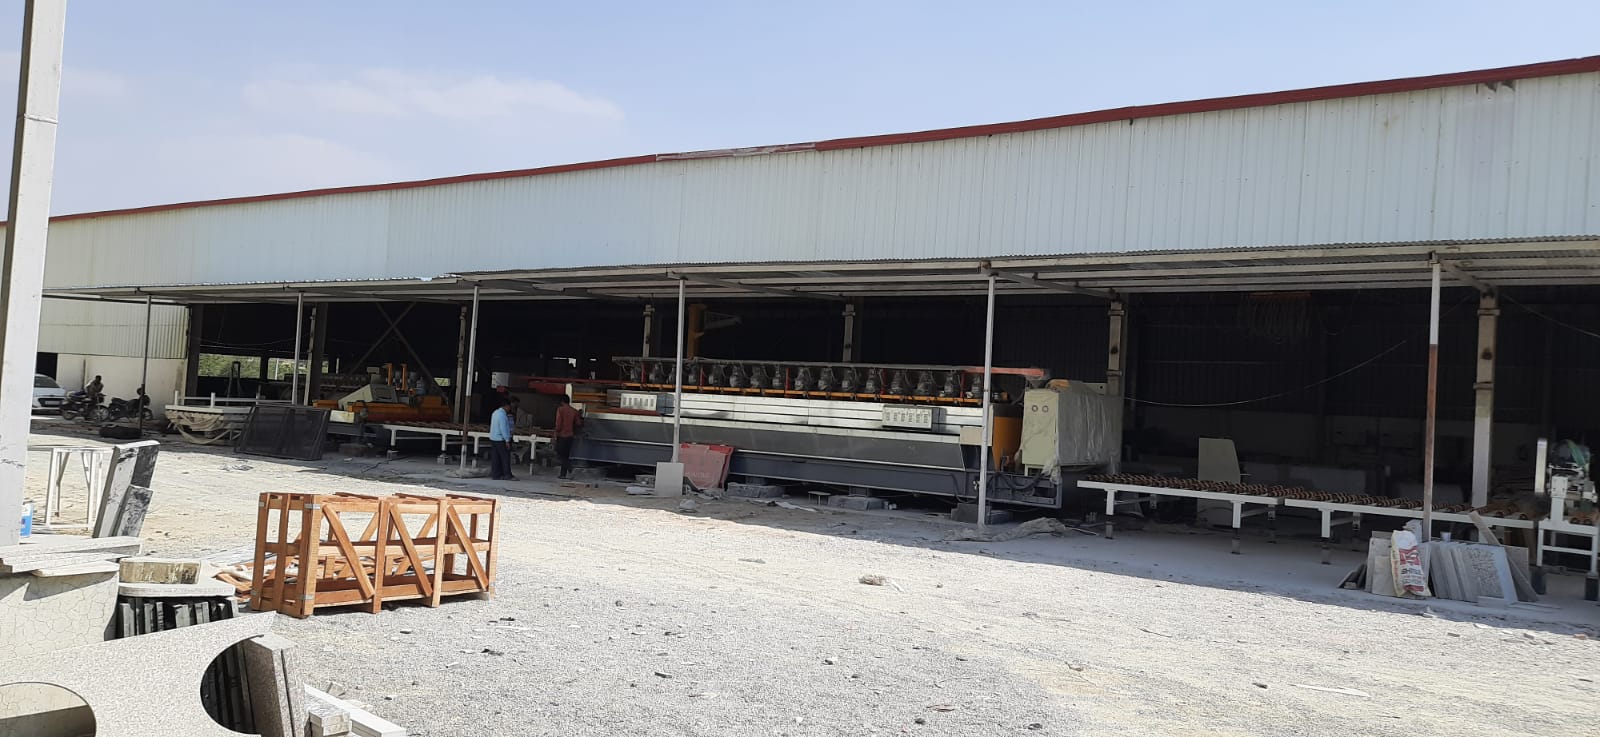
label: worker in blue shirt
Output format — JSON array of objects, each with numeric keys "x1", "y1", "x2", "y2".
[{"x1": 488, "y1": 395, "x2": 518, "y2": 480}]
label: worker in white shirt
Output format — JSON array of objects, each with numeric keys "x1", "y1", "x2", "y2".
[{"x1": 488, "y1": 395, "x2": 518, "y2": 480}]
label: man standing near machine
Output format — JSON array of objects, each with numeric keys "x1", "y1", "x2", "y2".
[
  {"x1": 488, "y1": 396, "x2": 518, "y2": 480},
  {"x1": 554, "y1": 394, "x2": 582, "y2": 479}
]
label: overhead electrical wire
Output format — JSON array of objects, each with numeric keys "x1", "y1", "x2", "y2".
[
  {"x1": 1502, "y1": 292, "x2": 1600, "y2": 342},
  {"x1": 1123, "y1": 295, "x2": 1471, "y2": 409}
]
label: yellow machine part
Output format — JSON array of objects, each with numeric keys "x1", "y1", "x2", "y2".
[{"x1": 992, "y1": 408, "x2": 1023, "y2": 470}]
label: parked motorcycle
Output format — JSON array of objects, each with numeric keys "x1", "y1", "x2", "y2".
[
  {"x1": 106, "y1": 395, "x2": 153, "y2": 423},
  {"x1": 60, "y1": 391, "x2": 109, "y2": 422}
]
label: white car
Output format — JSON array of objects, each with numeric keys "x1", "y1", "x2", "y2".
[{"x1": 32, "y1": 374, "x2": 66, "y2": 413}]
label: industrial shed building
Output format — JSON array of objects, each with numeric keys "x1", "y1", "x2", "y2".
[{"x1": 27, "y1": 55, "x2": 1600, "y2": 508}]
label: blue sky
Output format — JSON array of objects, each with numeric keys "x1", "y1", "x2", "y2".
[{"x1": 1, "y1": 0, "x2": 1598, "y2": 214}]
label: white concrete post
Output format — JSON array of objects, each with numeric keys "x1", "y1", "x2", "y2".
[
  {"x1": 976, "y1": 274, "x2": 997, "y2": 532},
  {"x1": 672, "y1": 279, "x2": 686, "y2": 462},
  {"x1": 1471, "y1": 290, "x2": 1498, "y2": 508},
  {"x1": 0, "y1": 0, "x2": 68, "y2": 545}
]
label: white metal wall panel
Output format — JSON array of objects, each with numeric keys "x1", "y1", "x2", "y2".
[
  {"x1": 38, "y1": 300, "x2": 186, "y2": 359},
  {"x1": 24, "y1": 71, "x2": 1600, "y2": 290}
]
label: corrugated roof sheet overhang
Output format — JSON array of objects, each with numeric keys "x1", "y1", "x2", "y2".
[{"x1": 44, "y1": 238, "x2": 1600, "y2": 305}]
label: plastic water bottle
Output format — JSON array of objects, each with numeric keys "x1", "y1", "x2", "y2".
[{"x1": 19, "y1": 501, "x2": 33, "y2": 538}]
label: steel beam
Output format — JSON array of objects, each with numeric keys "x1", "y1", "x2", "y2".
[
  {"x1": 458, "y1": 285, "x2": 480, "y2": 472},
  {"x1": 0, "y1": 0, "x2": 67, "y2": 545},
  {"x1": 1439, "y1": 259, "x2": 1493, "y2": 293},
  {"x1": 670, "y1": 271, "x2": 845, "y2": 301},
  {"x1": 672, "y1": 279, "x2": 686, "y2": 461},
  {"x1": 976, "y1": 274, "x2": 997, "y2": 533},
  {"x1": 986, "y1": 269, "x2": 1109, "y2": 298},
  {"x1": 1422, "y1": 261, "x2": 1441, "y2": 537}
]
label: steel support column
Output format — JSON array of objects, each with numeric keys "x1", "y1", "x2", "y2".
[
  {"x1": 183, "y1": 304, "x2": 204, "y2": 398},
  {"x1": 138, "y1": 294, "x2": 151, "y2": 434},
  {"x1": 458, "y1": 285, "x2": 481, "y2": 472},
  {"x1": 452, "y1": 304, "x2": 468, "y2": 423},
  {"x1": 672, "y1": 279, "x2": 686, "y2": 462},
  {"x1": 1471, "y1": 290, "x2": 1499, "y2": 508},
  {"x1": 641, "y1": 303, "x2": 655, "y2": 358},
  {"x1": 1422, "y1": 261, "x2": 1441, "y2": 537},
  {"x1": 290, "y1": 292, "x2": 304, "y2": 405},
  {"x1": 307, "y1": 302, "x2": 328, "y2": 404},
  {"x1": 1105, "y1": 295, "x2": 1128, "y2": 474},
  {"x1": 0, "y1": 0, "x2": 68, "y2": 545},
  {"x1": 842, "y1": 301, "x2": 858, "y2": 362},
  {"x1": 976, "y1": 275, "x2": 997, "y2": 532}
]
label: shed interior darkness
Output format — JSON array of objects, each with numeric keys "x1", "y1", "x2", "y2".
[{"x1": 188, "y1": 285, "x2": 1600, "y2": 501}]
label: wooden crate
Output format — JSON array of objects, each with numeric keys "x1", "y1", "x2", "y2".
[{"x1": 250, "y1": 491, "x2": 499, "y2": 617}]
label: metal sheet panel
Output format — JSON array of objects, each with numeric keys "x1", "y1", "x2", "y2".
[
  {"x1": 37, "y1": 300, "x2": 186, "y2": 359},
  {"x1": 24, "y1": 71, "x2": 1600, "y2": 290}
]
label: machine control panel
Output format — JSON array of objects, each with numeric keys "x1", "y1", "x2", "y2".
[{"x1": 881, "y1": 405, "x2": 935, "y2": 429}]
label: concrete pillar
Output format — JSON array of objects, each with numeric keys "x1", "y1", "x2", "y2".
[
  {"x1": 1105, "y1": 296, "x2": 1129, "y2": 473},
  {"x1": 0, "y1": 0, "x2": 68, "y2": 545},
  {"x1": 184, "y1": 304, "x2": 204, "y2": 398},
  {"x1": 307, "y1": 302, "x2": 328, "y2": 404},
  {"x1": 842, "y1": 301, "x2": 858, "y2": 362},
  {"x1": 1471, "y1": 290, "x2": 1499, "y2": 508}
]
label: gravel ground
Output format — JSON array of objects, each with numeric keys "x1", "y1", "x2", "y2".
[{"x1": 25, "y1": 427, "x2": 1600, "y2": 736}]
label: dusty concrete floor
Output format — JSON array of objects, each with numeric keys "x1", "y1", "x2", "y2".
[{"x1": 24, "y1": 426, "x2": 1600, "y2": 736}]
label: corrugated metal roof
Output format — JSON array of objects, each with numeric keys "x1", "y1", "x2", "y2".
[{"x1": 26, "y1": 65, "x2": 1600, "y2": 291}]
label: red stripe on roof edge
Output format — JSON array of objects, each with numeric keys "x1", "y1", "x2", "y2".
[{"x1": 37, "y1": 54, "x2": 1600, "y2": 225}]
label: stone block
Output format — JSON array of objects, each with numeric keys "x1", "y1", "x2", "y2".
[
  {"x1": 119, "y1": 556, "x2": 201, "y2": 584},
  {"x1": 726, "y1": 483, "x2": 784, "y2": 498},
  {"x1": 828, "y1": 495, "x2": 888, "y2": 511},
  {"x1": 308, "y1": 700, "x2": 353, "y2": 737},
  {"x1": 241, "y1": 633, "x2": 306, "y2": 737},
  {"x1": 951, "y1": 503, "x2": 1014, "y2": 524}
]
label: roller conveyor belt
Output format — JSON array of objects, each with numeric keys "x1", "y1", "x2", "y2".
[{"x1": 1084, "y1": 474, "x2": 1510, "y2": 516}]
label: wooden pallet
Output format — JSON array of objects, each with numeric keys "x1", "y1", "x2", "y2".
[{"x1": 250, "y1": 491, "x2": 499, "y2": 617}]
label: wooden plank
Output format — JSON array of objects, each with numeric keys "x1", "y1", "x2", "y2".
[
  {"x1": 385, "y1": 500, "x2": 434, "y2": 601},
  {"x1": 322, "y1": 506, "x2": 375, "y2": 600},
  {"x1": 445, "y1": 505, "x2": 490, "y2": 588},
  {"x1": 250, "y1": 494, "x2": 272, "y2": 612},
  {"x1": 429, "y1": 498, "x2": 447, "y2": 607}
]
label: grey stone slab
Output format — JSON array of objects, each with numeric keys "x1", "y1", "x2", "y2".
[
  {"x1": 241, "y1": 632, "x2": 306, "y2": 737},
  {"x1": 1456, "y1": 543, "x2": 1517, "y2": 602},
  {"x1": 117, "y1": 580, "x2": 238, "y2": 598},
  {"x1": 0, "y1": 613, "x2": 275, "y2": 737},
  {"x1": 0, "y1": 568, "x2": 119, "y2": 659}
]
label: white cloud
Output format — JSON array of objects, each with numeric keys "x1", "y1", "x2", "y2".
[{"x1": 242, "y1": 67, "x2": 623, "y2": 123}]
